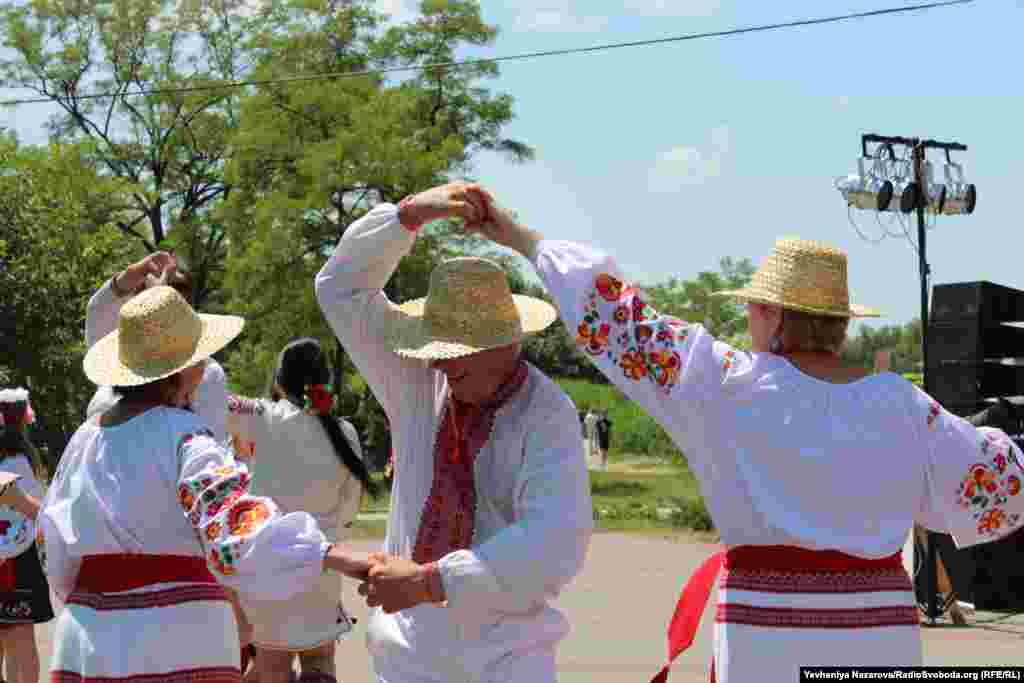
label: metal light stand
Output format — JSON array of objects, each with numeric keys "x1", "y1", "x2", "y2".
[{"x1": 861, "y1": 133, "x2": 968, "y2": 626}]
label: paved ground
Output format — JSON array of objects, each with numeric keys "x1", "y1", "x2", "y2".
[{"x1": 30, "y1": 533, "x2": 1024, "y2": 682}]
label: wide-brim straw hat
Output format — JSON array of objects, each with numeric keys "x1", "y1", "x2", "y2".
[
  {"x1": 84, "y1": 286, "x2": 244, "y2": 387},
  {"x1": 713, "y1": 238, "x2": 880, "y2": 318},
  {"x1": 385, "y1": 257, "x2": 557, "y2": 360}
]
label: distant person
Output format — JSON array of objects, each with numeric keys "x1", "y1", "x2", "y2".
[
  {"x1": 594, "y1": 411, "x2": 612, "y2": 471},
  {"x1": 583, "y1": 408, "x2": 599, "y2": 466},
  {"x1": 467, "y1": 186, "x2": 1024, "y2": 682},
  {"x1": 225, "y1": 338, "x2": 377, "y2": 683},
  {"x1": 0, "y1": 388, "x2": 53, "y2": 683}
]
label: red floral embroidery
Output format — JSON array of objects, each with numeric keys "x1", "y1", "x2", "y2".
[
  {"x1": 955, "y1": 430, "x2": 1024, "y2": 537},
  {"x1": 595, "y1": 273, "x2": 625, "y2": 302},
  {"x1": 620, "y1": 351, "x2": 647, "y2": 380},
  {"x1": 576, "y1": 321, "x2": 611, "y2": 356},
  {"x1": 579, "y1": 273, "x2": 694, "y2": 394},
  {"x1": 927, "y1": 401, "x2": 941, "y2": 429},
  {"x1": 227, "y1": 500, "x2": 272, "y2": 538}
]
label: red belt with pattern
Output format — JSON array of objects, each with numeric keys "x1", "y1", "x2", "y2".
[
  {"x1": 650, "y1": 545, "x2": 904, "y2": 683},
  {"x1": 75, "y1": 554, "x2": 216, "y2": 593}
]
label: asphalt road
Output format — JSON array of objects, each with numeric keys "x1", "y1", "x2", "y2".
[{"x1": 29, "y1": 532, "x2": 1024, "y2": 682}]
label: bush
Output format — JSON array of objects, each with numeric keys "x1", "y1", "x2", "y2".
[{"x1": 668, "y1": 496, "x2": 714, "y2": 532}]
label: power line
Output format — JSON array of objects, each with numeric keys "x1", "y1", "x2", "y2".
[{"x1": 0, "y1": 0, "x2": 973, "y2": 107}]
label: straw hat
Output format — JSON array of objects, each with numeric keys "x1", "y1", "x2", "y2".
[
  {"x1": 84, "y1": 286, "x2": 244, "y2": 386},
  {"x1": 385, "y1": 257, "x2": 557, "y2": 360},
  {"x1": 714, "y1": 238, "x2": 880, "y2": 318}
]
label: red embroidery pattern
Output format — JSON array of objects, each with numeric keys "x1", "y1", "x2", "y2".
[
  {"x1": 723, "y1": 568, "x2": 913, "y2": 594},
  {"x1": 411, "y1": 363, "x2": 529, "y2": 564},
  {"x1": 51, "y1": 668, "x2": 241, "y2": 682},
  {"x1": 65, "y1": 585, "x2": 229, "y2": 611},
  {"x1": 715, "y1": 604, "x2": 919, "y2": 628}
]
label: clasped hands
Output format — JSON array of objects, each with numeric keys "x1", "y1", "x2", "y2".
[
  {"x1": 353, "y1": 553, "x2": 446, "y2": 614},
  {"x1": 399, "y1": 182, "x2": 541, "y2": 259}
]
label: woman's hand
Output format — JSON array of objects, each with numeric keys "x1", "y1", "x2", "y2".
[
  {"x1": 463, "y1": 187, "x2": 544, "y2": 259},
  {"x1": 114, "y1": 251, "x2": 177, "y2": 295},
  {"x1": 398, "y1": 182, "x2": 488, "y2": 230},
  {"x1": 0, "y1": 477, "x2": 39, "y2": 520}
]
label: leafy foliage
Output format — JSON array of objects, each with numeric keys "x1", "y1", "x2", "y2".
[{"x1": 0, "y1": 135, "x2": 137, "y2": 469}]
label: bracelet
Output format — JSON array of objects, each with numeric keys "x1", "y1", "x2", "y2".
[
  {"x1": 422, "y1": 561, "x2": 446, "y2": 604},
  {"x1": 110, "y1": 271, "x2": 131, "y2": 298},
  {"x1": 397, "y1": 196, "x2": 423, "y2": 233}
]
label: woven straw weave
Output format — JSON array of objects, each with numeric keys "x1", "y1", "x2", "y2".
[
  {"x1": 387, "y1": 257, "x2": 556, "y2": 360},
  {"x1": 84, "y1": 286, "x2": 244, "y2": 386},
  {"x1": 715, "y1": 238, "x2": 879, "y2": 318}
]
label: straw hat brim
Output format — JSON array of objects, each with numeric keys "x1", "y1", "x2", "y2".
[
  {"x1": 713, "y1": 288, "x2": 881, "y2": 318},
  {"x1": 84, "y1": 314, "x2": 245, "y2": 387},
  {"x1": 386, "y1": 294, "x2": 557, "y2": 360}
]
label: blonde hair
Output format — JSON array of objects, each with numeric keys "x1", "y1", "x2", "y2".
[{"x1": 779, "y1": 309, "x2": 849, "y2": 354}]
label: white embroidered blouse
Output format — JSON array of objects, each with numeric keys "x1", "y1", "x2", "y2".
[
  {"x1": 38, "y1": 408, "x2": 330, "y2": 602},
  {"x1": 533, "y1": 239, "x2": 1024, "y2": 556},
  {"x1": 315, "y1": 204, "x2": 593, "y2": 617},
  {"x1": 0, "y1": 455, "x2": 43, "y2": 560}
]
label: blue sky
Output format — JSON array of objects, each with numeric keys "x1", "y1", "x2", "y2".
[{"x1": 3, "y1": 0, "x2": 1022, "y2": 327}]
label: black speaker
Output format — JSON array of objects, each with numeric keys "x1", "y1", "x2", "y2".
[
  {"x1": 916, "y1": 531, "x2": 1024, "y2": 610},
  {"x1": 931, "y1": 281, "x2": 1024, "y2": 327}
]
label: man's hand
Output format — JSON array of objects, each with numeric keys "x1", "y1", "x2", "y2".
[
  {"x1": 357, "y1": 554, "x2": 444, "y2": 614},
  {"x1": 463, "y1": 187, "x2": 543, "y2": 259},
  {"x1": 399, "y1": 182, "x2": 488, "y2": 230},
  {"x1": 116, "y1": 251, "x2": 177, "y2": 294}
]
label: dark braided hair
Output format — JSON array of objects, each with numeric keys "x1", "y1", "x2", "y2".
[
  {"x1": 0, "y1": 402, "x2": 43, "y2": 477},
  {"x1": 271, "y1": 338, "x2": 378, "y2": 498}
]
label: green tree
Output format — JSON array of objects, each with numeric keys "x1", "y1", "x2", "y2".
[
  {"x1": 0, "y1": 135, "x2": 137, "y2": 470},
  {"x1": 644, "y1": 256, "x2": 755, "y2": 340},
  {"x1": 218, "y1": 0, "x2": 530, "y2": 464},
  {"x1": 0, "y1": 0, "x2": 254, "y2": 308}
]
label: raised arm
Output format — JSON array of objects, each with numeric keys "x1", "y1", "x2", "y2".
[
  {"x1": 913, "y1": 388, "x2": 1024, "y2": 547},
  {"x1": 314, "y1": 183, "x2": 484, "y2": 418},
  {"x1": 468, "y1": 190, "x2": 738, "y2": 429},
  {"x1": 85, "y1": 252, "x2": 177, "y2": 348}
]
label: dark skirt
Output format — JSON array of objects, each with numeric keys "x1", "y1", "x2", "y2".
[{"x1": 0, "y1": 543, "x2": 54, "y2": 624}]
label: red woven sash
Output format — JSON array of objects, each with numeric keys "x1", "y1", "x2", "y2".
[{"x1": 649, "y1": 545, "x2": 902, "y2": 683}]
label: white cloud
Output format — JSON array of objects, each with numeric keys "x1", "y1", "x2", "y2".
[
  {"x1": 513, "y1": 1, "x2": 610, "y2": 33},
  {"x1": 621, "y1": 0, "x2": 722, "y2": 17},
  {"x1": 648, "y1": 125, "x2": 731, "y2": 192},
  {"x1": 375, "y1": 0, "x2": 416, "y2": 22}
]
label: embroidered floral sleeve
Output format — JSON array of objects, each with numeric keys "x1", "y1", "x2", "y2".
[
  {"x1": 914, "y1": 388, "x2": 1024, "y2": 547},
  {"x1": 176, "y1": 427, "x2": 331, "y2": 600},
  {"x1": 224, "y1": 394, "x2": 267, "y2": 446},
  {"x1": 534, "y1": 240, "x2": 745, "y2": 425}
]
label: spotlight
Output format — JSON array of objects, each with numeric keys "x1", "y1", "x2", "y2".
[
  {"x1": 836, "y1": 157, "x2": 893, "y2": 211},
  {"x1": 942, "y1": 162, "x2": 977, "y2": 215},
  {"x1": 888, "y1": 157, "x2": 919, "y2": 214},
  {"x1": 923, "y1": 161, "x2": 947, "y2": 214}
]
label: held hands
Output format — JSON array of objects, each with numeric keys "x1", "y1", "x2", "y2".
[
  {"x1": 462, "y1": 186, "x2": 542, "y2": 259},
  {"x1": 356, "y1": 553, "x2": 445, "y2": 614},
  {"x1": 399, "y1": 182, "x2": 489, "y2": 230}
]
